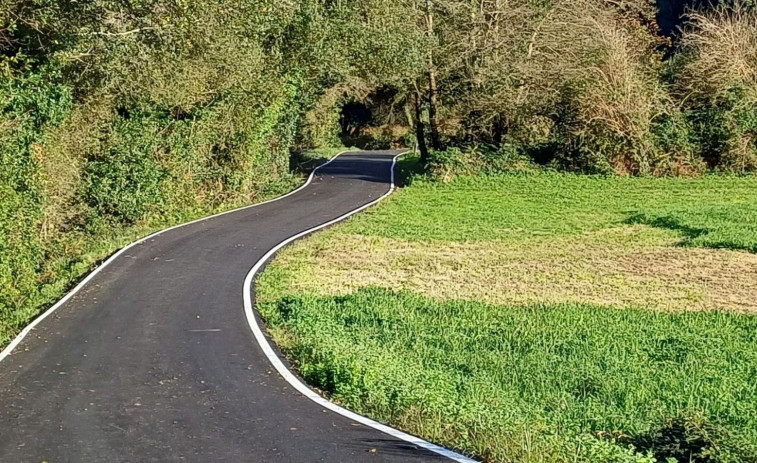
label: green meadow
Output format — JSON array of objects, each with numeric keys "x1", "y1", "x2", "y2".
[{"x1": 257, "y1": 163, "x2": 757, "y2": 462}]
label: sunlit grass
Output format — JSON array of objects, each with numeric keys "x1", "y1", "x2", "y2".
[
  {"x1": 343, "y1": 170, "x2": 757, "y2": 251},
  {"x1": 257, "y1": 166, "x2": 757, "y2": 462},
  {"x1": 258, "y1": 289, "x2": 757, "y2": 462}
]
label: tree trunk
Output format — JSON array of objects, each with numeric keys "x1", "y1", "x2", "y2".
[
  {"x1": 492, "y1": 113, "x2": 506, "y2": 145},
  {"x1": 425, "y1": 0, "x2": 441, "y2": 151},
  {"x1": 414, "y1": 90, "x2": 429, "y2": 164},
  {"x1": 427, "y1": 64, "x2": 441, "y2": 150}
]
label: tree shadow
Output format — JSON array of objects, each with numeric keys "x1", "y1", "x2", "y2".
[
  {"x1": 625, "y1": 213, "x2": 708, "y2": 242},
  {"x1": 395, "y1": 155, "x2": 425, "y2": 187},
  {"x1": 620, "y1": 418, "x2": 721, "y2": 463},
  {"x1": 625, "y1": 213, "x2": 756, "y2": 254},
  {"x1": 289, "y1": 151, "x2": 331, "y2": 176}
]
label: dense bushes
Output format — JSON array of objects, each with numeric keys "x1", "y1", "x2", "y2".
[
  {"x1": 381, "y1": 0, "x2": 757, "y2": 176},
  {"x1": 675, "y1": 3, "x2": 757, "y2": 171},
  {"x1": 1, "y1": 0, "x2": 300, "y2": 341},
  {"x1": 2, "y1": 0, "x2": 757, "y2": 342},
  {"x1": 0, "y1": 61, "x2": 73, "y2": 333},
  {"x1": 0, "y1": 0, "x2": 419, "y2": 344}
]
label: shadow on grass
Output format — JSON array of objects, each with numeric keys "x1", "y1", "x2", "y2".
[
  {"x1": 626, "y1": 213, "x2": 708, "y2": 242},
  {"x1": 395, "y1": 154, "x2": 425, "y2": 187},
  {"x1": 625, "y1": 213, "x2": 756, "y2": 254},
  {"x1": 620, "y1": 417, "x2": 728, "y2": 463},
  {"x1": 289, "y1": 151, "x2": 331, "y2": 177}
]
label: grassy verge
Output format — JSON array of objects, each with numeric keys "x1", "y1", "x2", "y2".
[
  {"x1": 0, "y1": 147, "x2": 348, "y2": 349},
  {"x1": 257, "y1": 159, "x2": 757, "y2": 462}
]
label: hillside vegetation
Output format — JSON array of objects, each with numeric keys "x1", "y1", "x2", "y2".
[{"x1": 0, "y1": 0, "x2": 418, "y2": 345}]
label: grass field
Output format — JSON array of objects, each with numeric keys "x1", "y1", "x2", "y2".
[{"x1": 257, "y1": 159, "x2": 757, "y2": 462}]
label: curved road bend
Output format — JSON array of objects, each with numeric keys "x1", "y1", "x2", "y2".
[{"x1": 0, "y1": 151, "x2": 456, "y2": 462}]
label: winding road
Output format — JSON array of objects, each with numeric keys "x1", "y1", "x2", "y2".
[{"x1": 0, "y1": 151, "x2": 472, "y2": 462}]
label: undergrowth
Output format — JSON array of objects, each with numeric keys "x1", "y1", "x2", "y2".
[{"x1": 0, "y1": 147, "x2": 341, "y2": 348}]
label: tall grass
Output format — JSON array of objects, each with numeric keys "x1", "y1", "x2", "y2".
[{"x1": 529, "y1": 0, "x2": 679, "y2": 174}]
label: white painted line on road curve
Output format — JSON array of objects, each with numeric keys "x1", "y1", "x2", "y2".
[
  {"x1": 1, "y1": 150, "x2": 477, "y2": 462},
  {"x1": 241, "y1": 152, "x2": 478, "y2": 463}
]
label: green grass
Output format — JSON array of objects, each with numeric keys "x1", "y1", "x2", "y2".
[
  {"x1": 259, "y1": 289, "x2": 757, "y2": 463},
  {"x1": 257, "y1": 165, "x2": 757, "y2": 462},
  {"x1": 343, "y1": 169, "x2": 757, "y2": 251}
]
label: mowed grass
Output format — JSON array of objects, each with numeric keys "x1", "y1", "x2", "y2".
[
  {"x1": 341, "y1": 166, "x2": 757, "y2": 250},
  {"x1": 257, "y1": 165, "x2": 757, "y2": 462}
]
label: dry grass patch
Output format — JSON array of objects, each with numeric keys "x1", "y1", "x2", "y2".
[{"x1": 270, "y1": 226, "x2": 757, "y2": 312}]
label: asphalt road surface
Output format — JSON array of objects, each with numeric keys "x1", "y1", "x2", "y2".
[{"x1": 0, "y1": 151, "x2": 460, "y2": 463}]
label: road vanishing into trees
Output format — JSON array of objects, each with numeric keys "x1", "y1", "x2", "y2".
[{"x1": 0, "y1": 151, "x2": 472, "y2": 463}]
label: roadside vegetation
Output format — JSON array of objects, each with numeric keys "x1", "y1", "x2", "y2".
[
  {"x1": 3, "y1": 0, "x2": 757, "y2": 460},
  {"x1": 3, "y1": 0, "x2": 756, "y2": 346},
  {"x1": 0, "y1": 0, "x2": 411, "y2": 346},
  {"x1": 257, "y1": 156, "x2": 757, "y2": 462}
]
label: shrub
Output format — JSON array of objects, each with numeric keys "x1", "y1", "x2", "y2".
[
  {"x1": 530, "y1": 0, "x2": 686, "y2": 175},
  {"x1": 427, "y1": 144, "x2": 537, "y2": 180},
  {"x1": 675, "y1": 2, "x2": 757, "y2": 172},
  {"x1": 0, "y1": 0, "x2": 365, "y2": 345},
  {"x1": 81, "y1": 112, "x2": 169, "y2": 224},
  {"x1": 0, "y1": 60, "x2": 73, "y2": 337}
]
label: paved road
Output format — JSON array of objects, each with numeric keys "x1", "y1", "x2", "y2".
[{"x1": 0, "y1": 151, "x2": 454, "y2": 462}]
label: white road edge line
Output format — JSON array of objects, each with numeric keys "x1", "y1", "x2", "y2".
[
  {"x1": 242, "y1": 152, "x2": 478, "y2": 463},
  {"x1": 0, "y1": 150, "x2": 348, "y2": 363}
]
